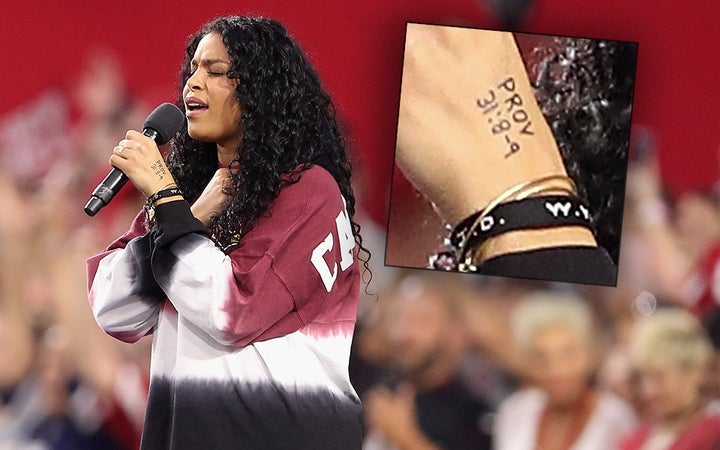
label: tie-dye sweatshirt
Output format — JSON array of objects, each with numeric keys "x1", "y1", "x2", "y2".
[{"x1": 87, "y1": 165, "x2": 362, "y2": 450}]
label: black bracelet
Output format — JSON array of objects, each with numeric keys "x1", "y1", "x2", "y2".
[
  {"x1": 430, "y1": 195, "x2": 593, "y2": 271},
  {"x1": 454, "y1": 194, "x2": 592, "y2": 248},
  {"x1": 147, "y1": 187, "x2": 183, "y2": 206}
]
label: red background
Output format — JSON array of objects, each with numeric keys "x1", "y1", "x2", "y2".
[{"x1": 1, "y1": 0, "x2": 718, "y2": 225}]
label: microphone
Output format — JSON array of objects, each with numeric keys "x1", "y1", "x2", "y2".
[{"x1": 84, "y1": 103, "x2": 185, "y2": 217}]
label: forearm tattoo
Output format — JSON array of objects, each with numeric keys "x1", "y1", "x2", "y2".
[
  {"x1": 151, "y1": 160, "x2": 167, "y2": 180},
  {"x1": 476, "y1": 77, "x2": 535, "y2": 158}
]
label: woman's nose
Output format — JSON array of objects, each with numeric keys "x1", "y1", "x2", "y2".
[{"x1": 186, "y1": 71, "x2": 203, "y2": 92}]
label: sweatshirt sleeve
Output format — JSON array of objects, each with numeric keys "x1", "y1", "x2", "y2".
[
  {"x1": 480, "y1": 245, "x2": 617, "y2": 286},
  {"x1": 87, "y1": 210, "x2": 166, "y2": 343},
  {"x1": 150, "y1": 166, "x2": 359, "y2": 347}
]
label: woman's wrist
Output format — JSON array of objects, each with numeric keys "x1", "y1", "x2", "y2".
[
  {"x1": 397, "y1": 26, "x2": 569, "y2": 225},
  {"x1": 147, "y1": 184, "x2": 184, "y2": 208},
  {"x1": 441, "y1": 78, "x2": 569, "y2": 224},
  {"x1": 449, "y1": 164, "x2": 569, "y2": 224}
]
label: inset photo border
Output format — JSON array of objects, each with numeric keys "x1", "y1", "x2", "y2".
[{"x1": 385, "y1": 23, "x2": 638, "y2": 286}]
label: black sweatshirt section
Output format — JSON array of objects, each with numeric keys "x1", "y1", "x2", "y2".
[
  {"x1": 480, "y1": 245, "x2": 617, "y2": 286},
  {"x1": 125, "y1": 233, "x2": 166, "y2": 301},
  {"x1": 140, "y1": 378, "x2": 363, "y2": 450},
  {"x1": 151, "y1": 200, "x2": 209, "y2": 249}
]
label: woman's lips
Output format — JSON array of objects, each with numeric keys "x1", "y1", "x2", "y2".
[
  {"x1": 186, "y1": 107, "x2": 208, "y2": 118},
  {"x1": 185, "y1": 96, "x2": 209, "y2": 118}
]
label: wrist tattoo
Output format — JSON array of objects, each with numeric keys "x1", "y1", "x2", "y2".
[
  {"x1": 476, "y1": 76, "x2": 535, "y2": 158},
  {"x1": 150, "y1": 160, "x2": 167, "y2": 180}
]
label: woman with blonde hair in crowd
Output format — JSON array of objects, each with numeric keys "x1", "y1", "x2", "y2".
[
  {"x1": 494, "y1": 291, "x2": 636, "y2": 450},
  {"x1": 620, "y1": 308, "x2": 720, "y2": 449}
]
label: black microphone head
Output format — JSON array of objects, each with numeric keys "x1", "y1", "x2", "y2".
[{"x1": 142, "y1": 103, "x2": 185, "y2": 145}]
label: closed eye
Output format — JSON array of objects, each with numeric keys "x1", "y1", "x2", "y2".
[{"x1": 189, "y1": 58, "x2": 231, "y2": 77}]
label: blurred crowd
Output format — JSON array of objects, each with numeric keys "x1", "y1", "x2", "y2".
[
  {"x1": 351, "y1": 125, "x2": 720, "y2": 449},
  {"x1": 0, "y1": 52, "x2": 154, "y2": 450},
  {"x1": 354, "y1": 270, "x2": 720, "y2": 449},
  {"x1": 3, "y1": 53, "x2": 720, "y2": 450}
]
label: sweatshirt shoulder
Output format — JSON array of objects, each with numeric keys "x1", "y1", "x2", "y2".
[
  {"x1": 297, "y1": 165, "x2": 339, "y2": 195},
  {"x1": 277, "y1": 165, "x2": 342, "y2": 209}
]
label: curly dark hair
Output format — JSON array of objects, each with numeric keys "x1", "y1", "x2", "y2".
[
  {"x1": 166, "y1": 16, "x2": 370, "y2": 273},
  {"x1": 528, "y1": 37, "x2": 638, "y2": 265}
]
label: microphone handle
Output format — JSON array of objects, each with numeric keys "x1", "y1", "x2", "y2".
[{"x1": 83, "y1": 128, "x2": 160, "y2": 217}]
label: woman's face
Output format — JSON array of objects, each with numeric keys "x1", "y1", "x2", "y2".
[
  {"x1": 183, "y1": 32, "x2": 242, "y2": 149},
  {"x1": 528, "y1": 324, "x2": 593, "y2": 407},
  {"x1": 637, "y1": 358, "x2": 704, "y2": 422}
]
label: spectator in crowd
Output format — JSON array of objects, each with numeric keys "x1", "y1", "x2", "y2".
[
  {"x1": 620, "y1": 308, "x2": 720, "y2": 449},
  {"x1": 494, "y1": 292, "x2": 637, "y2": 450},
  {"x1": 625, "y1": 156, "x2": 720, "y2": 321},
  {"x1": 362, "y1": 273, "x2": 493, "y2": 450}
]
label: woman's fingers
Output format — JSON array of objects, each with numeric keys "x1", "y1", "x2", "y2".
[
  {"x1": 125, "y1": 129, "x2": 150, "y2": 142},
  {"x1": 107, "y1": 129, "x2": 175, "y2": 197}
]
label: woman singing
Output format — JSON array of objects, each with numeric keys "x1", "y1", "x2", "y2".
[{"x1": 86, "y1": 16, "x2": 368, "y2": 450}]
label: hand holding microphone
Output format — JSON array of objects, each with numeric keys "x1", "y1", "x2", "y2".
[
  {"x1": 111, "y1": 130, "x2": 176, "y2": 198},
  {"x1": 84, "y1": 103, "x2": 184, "y2": 216}
]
